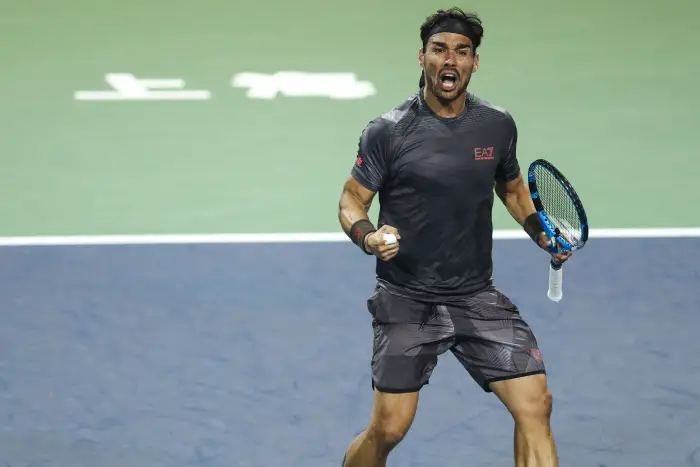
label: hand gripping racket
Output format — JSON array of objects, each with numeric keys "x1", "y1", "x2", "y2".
[{"x1": 527, "y1": 159, "x2": 589, "y2": 302}]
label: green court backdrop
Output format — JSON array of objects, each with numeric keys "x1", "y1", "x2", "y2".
[{"x1": 1, "y1": 0, "x2": 697, "y2": 236}]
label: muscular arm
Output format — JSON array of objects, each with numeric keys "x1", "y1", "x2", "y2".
[
  {"x1": 494, "y1": 115, "x2": 571, "y2": 260},
  {"x1": 339, "y1": 116, "x2": 390, "y2": 238},
  {"x1": 493, "y1": 112, "x2": 537, "y2": 229},
  {"x1": 338, "y1": 176, "x2": 377, "y2": 235},
  {"x1": 494, "y1": 173, "x2": 536, "y2": 228},
  {"x1": 338, "y1": 116, "x2": 402, "y2": 258}
]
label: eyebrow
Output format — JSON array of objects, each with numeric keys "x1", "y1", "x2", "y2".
[{"x1": 431, "y1": 41, "x2": 471, "y2": 50}]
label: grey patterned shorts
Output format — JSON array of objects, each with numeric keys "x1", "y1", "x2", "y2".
[{"x1": 367, "y1": 285, "x2": 546, "y2": 393}]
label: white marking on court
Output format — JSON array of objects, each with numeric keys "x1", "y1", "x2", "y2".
[
  {"x1": 231, "y1": 72, "x2": 376, "y2": 100},
  {"x1": 74, "y1": 73, "x2": 211, "y2": 101},
  {"x1": 0, "y1": 228, "x2": 698, "y2": 247}
]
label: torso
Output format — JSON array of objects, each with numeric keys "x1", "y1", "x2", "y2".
[{"x1": 351, "y1": 90, "x2": 520, "y2": 302}]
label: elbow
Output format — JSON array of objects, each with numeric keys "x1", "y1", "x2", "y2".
[{"x1": 494, "y1": 186, "x2": 509, "y2": 205}]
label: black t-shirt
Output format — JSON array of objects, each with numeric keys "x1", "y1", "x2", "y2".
[{"x1": 350, "y1": 90, "x2": 521, "y2": 302}]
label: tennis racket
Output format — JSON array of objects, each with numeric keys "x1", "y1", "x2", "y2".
[{"x1": 527, "y1": 159, "x2": 589, "y2": 302}]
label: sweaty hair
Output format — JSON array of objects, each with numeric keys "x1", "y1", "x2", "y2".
[{"x1": 418, "y1": 7, "x2": 484, "y2": 88}]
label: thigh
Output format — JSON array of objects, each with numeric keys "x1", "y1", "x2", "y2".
[
  {"x1": 369, "y1": 388, "x2": 420, "y2": 435},
  {"x1": 447, "y1": 286, "x2": 546, "y2": 392},
  {"x1": 367, "y1": 287, "x2": 455, "y2": 394}
]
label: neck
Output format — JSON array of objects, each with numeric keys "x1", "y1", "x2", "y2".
[{"x1": 422, "y1": 86, "x2": 467, "y2": 118}]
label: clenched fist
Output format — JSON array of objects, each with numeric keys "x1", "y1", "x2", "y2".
[{"x1": 365, "y1": 225, "x2": 401, "y2": 261}]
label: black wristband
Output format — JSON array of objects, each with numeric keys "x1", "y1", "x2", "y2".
[
  {"x1": 349, "y1": 219, "x2": 376, "y2": 255},
  {"x1": 523, "y1": 212, "x2": 545, "y2": 242}
]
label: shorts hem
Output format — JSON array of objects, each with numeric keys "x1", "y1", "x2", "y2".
[
  {"x1": 372, "y1": 381, "x2": 425, "y2": 394},
  {"x1": 483, "y1": 370, "x2": 547, "y2": 392}
]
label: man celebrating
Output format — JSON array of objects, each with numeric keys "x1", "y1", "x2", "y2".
[{"x1": 337, "y1": 7, "x2": 571, "y2": 467}]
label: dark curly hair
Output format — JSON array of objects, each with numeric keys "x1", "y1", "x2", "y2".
[{"x1": 419, "y1": 7, "x2": 484, "y2": 88}]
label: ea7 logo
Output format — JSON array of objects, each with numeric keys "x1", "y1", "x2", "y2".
[{"x1": 474, "y1": 147, "x2": 494, "y2": 160}]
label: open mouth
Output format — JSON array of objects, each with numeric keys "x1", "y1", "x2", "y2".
[{"x1": 439, "y1": 71, "x2": 458, "y2": 91}]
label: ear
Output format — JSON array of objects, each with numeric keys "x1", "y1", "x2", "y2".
[
  {"x1": 473, "y1": 53, "x2": 479, "y2": 72},
  {"x1": 418, "y1": 48, "x2": 425, "y2": 69}
]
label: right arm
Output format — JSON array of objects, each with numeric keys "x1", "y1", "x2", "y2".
[
  {"x1": 338, "y1": 176, "x2": 376, "y2": 238},
  {"x1": 338, "y1": 118, "x2": 401, "y2": 260}
]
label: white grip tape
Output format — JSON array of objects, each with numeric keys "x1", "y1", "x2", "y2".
[
  {"x1": 547, "y1": 263, "x2": 563, "y2": 302},
  {"x1": 382, "y1": 233, "x2": 397, "y2": 245}
]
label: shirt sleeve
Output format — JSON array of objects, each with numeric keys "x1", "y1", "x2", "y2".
[
  {"x1": 350, "y1": 118, "x2": 392, "y2": 192},
  {"x1": 495, "y1": 113, "x2": 521, "y2": 182}
]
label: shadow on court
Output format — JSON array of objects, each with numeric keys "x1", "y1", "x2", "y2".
[{"x1": 0, "y1": 238, "x2": 698, "y2": 467}]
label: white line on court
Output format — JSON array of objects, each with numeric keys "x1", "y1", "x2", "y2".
[{"x1": 0, "y1": 228, "x2": 698, "y2": 247}]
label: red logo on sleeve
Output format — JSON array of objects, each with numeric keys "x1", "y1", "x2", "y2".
[{"x1": 356, "y1": 154, "x2": 364, "y2": 165}]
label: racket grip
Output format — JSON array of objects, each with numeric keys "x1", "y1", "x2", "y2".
[{"x1": 547, "y1": 260, "x2": 563, "y2": 302}]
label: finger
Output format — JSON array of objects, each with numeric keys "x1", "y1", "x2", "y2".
[
  {"x1": 382, "y1": 251, "x2": 398, "y2": 261},
  {"x1": 381, "y1": 243, "x2": 399, "y2": 253},
  {"x1": 381, "y1": 243, "x2": 400, "y2": 255},
  {"x1": 379, "y1": 248, "x2": 399, "y2": 259},
  {"x1": 552, "y1": 254, "x2": 569, "y2": 263},
  {"x1": 381, "y1": 225, "x2": 401, "y2": 239},
  {"x1": 367, "y1": 232, "x2": 381, "y2": 247}
]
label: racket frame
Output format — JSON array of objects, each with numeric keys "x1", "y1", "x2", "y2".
[{"x1": 527, "y1": 159, "x2": 589, "y2": 255}]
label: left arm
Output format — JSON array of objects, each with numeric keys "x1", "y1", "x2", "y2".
[
  {"x1": 493, "y1": 115, "x2": 541, "y2": 235},
  {"x1": 495, "y1": 174, "x2": 550, "y2": 250},
  {"x1": 494, "y1": 174, "x2": 536, "y2": 228},
  {"x1": 494, "y1": 114, "x2": 571, "y2": 263}
]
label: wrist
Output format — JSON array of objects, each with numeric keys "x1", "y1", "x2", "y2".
[
  {"x1": 349, "y1": 219, "x2": 376, "y2": 255},
  {"x1": 523, "y1": 212, "x2": 545, "y2": 243},
  {"x1": 361, "y1": 232, "x2": 373, "y2": 254}
]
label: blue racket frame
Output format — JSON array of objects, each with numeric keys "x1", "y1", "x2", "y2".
[{"x1": 527, "y1": 159, "x2": 589, "y2": 254}]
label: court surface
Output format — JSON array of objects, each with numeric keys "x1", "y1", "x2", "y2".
[
  {"x1": 1, "y1": 235, "x2": 699, "y2": 467},
  {"x1": 2, "y1": 0, "x2": 700, "y2": 466}
]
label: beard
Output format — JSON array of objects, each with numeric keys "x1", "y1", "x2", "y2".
[
  {"x1": 431, "y1": 79, "x2": 467, "y2": 102},
  {"x1": 425, "y1": 72, "x2": 469, "y2": 104},
  {"x1": 430, "y1": 78, "x2": 468, "y2": 103}
]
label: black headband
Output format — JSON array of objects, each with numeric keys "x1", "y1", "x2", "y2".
[{"x1": 423, "y1": 18, "x2": 474, "y2": 47}]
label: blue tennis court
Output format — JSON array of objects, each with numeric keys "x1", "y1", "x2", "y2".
[{"x1": 1, "y1": 236, "x2": 698, "y2": 467}]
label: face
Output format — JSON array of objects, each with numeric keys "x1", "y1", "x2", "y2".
[{"x1": 419, "y1": 32, "x2": 479, "y2": 102}]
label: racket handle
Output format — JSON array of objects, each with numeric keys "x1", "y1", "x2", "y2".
[{"x1": 547, "y1": 260, "x2": 563, "y2": 302}]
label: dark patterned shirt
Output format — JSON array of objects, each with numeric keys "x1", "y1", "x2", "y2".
[{"x1": 351, "y1": 90, "x2": 520, "y2": 301}]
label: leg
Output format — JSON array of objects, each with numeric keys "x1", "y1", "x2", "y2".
[
  {"x1": 448, "y1": 286, "x2": 555, "y2": 466},
  {"x1": 343, "y1": 389, "x2": 419, "y2": 467},
  {"x1": 343, "y1": 287, "x2": 455, "y2": 467},
  {"x1": 490, "y1": 373, "x2": 557, "y2": 467}
]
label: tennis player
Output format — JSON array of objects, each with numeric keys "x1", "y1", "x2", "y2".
[{"x1": 337, "y1": 7, "x2": 571, "y2": 467}]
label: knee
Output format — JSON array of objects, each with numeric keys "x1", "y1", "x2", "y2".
[
  {"x1": 366, "y1": 421, "x2": 410, "y2": 452},
  {"x1": 512, "y1": 387, "x2": 553, "y2": 425}
]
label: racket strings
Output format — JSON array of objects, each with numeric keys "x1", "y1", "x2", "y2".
[{"x1": 534, "y1": 166, "x2": 584, "y2": 247}]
